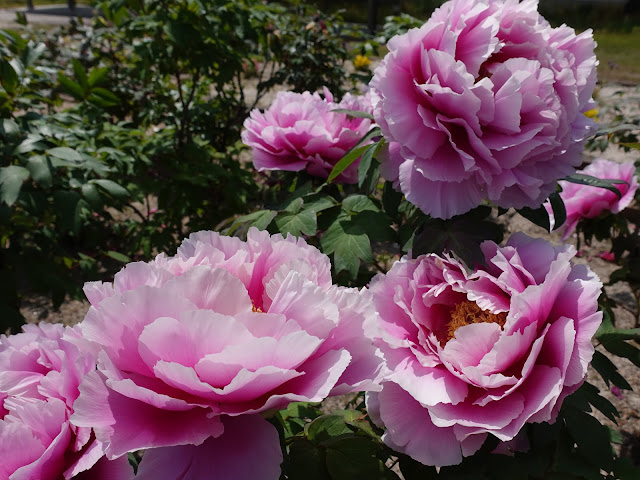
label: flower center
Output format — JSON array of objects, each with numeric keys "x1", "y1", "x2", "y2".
[
  {"x1": 440, "y1": 300, "x2": 507, "y2": 346},
  {"x1": 252, "y1": 303, "x2": 263, "y2": 313}
]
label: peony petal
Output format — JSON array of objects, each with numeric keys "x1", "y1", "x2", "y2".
[
  {"x1": 70, "y1": 370, "x2": 223, "y2": 458},
  {"x1": 135, "y1": 415, "x2": 282, "y2": 480},
  {"x1": 377, "y1": 382, "x2": 466, "y2": 467}
]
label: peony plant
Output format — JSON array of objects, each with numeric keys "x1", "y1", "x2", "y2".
[
  {"x1": 0, "y1": 323, "x2": 132, "y2": 479},
  {"x1": 370, "y1": 0, "x2": 598, "y2": 219},
  {"x1": 4, "y1": 0, "x2": 639, "y2": 478},
  {"x1": 366, "y1": 233, "x2": 602, "y2": 466},
  {"x1": 242, "y1": 88, "x2": 374, "y2": 183},
  {"x1": 71, "y1": 228, "x2": 384, "y2": 479},
  {"x1": 549, "y1": 158, "x2": 639, "y2": 239}
]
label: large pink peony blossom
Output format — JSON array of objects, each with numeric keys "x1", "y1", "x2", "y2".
[
  {"x1": 71, "y1": 228, "x2": 384, "y2": 479},
  {"x1": 242, "y1": 88, "x2": 374, "y2": 183},
  {"x1": 371, "y1": 0, "x2": 598, "y2": 219},
  {"x1": 0, "y1": 323, "x2": 132, "y2": 480},
  {"x1": 366, "y1": 233, "x2": 602, "y2": 466},
  {"x1": 549, "y1": 158, "x2": 638, "y2": 239}
]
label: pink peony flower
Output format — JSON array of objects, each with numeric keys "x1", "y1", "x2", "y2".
[
  {"x1": 242, "y1": 88, "x2": 374, "y2": 183},
  {"x1": 0, "y1": 323, "x2": 132, "y2": 480},
  {"x1": 370, "y1": 0, "x2": 598, "y2": 219},
  {"x1": 71, "y1": 228, "x2": 384, "y2": 479},
  {"x1": 549, "y1": 158, "x2": 638, "y2": 239},
  {"x1": 366, "y1": 233, "x2": 602, "y2": 466}
]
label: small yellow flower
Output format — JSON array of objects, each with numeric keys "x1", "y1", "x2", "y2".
[
  {"x1": 353, "y1": 54, "x2": 371, "y2": 70},
  {"x1": 584, "y1": 108, "x2": 599, "y2": 121}
]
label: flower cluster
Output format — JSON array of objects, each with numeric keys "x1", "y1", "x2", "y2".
[
  {"x1": 370, "y1": 0, "x2": 598, "y2": 218},
  {"x1": 70, "y1": 228, "x2": 383, "y2": 479},
  {"x1": 549, "y1": 158, "x2": 639, "y2": 239},
  {"x1": 366, "y1": 234, "x2": 602, "y2": 466},
  {"x1": 242, "y1": 88, "x2": 374, "y2": 183},
  {"x1": 0, "y1": 323, "x2": 131, "y2": 479},
  {"x1": 1, "y1": 1, "x2": 613, "y2": 477}
]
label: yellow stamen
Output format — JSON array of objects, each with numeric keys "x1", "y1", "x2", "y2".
[{"x1": 438, "y1": 300, "x2": 507, "y2": 346}]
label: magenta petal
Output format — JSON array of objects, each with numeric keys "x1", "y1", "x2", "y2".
[
  {"x1": 71, "y1": 371, "x2": 223, "y2": 458},
  {"x1": 135, "y1": 415, "x2": 282, "y2": 480},
  {"x1": 70, "y1": 455, "x2": 134, "y2": 480}
]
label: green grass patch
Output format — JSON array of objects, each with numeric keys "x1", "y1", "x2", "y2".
[{"x1": 595, "y1": 28, "x2": 640, "y2": 85}]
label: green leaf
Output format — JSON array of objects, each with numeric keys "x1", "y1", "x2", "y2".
[
  {"x1": 620, "y1": 142, "x2": 640, "y2": 150},
  {"x1": 600, "y1": 337, "x2": 640, "y2": 368},
  {"x1": 594, "y1": 124, "x2": 638, "y2": 137},
  {"x1": 399, "y1": 455, "x2": 439, "y2": 480},
  {"x1": 327, "y1": 129, "x2": 382, "y2": 183},
  {"x1": 361, "y1": 159, "x2": 381, "y2": 195},
  {"x1": 576, "y1": 382, "x2": 619, "y2": 423},
  {"x1": 53, "y1": 190, "x2": 88, "y2": 234},
  {"x1": 548, "y1": 191, "x2": 566, "y2": 230},
  {"x1": 14, "y1": 135, "x2": 46, "y2": 154},
  {"x1": 300, "y1": 194, "x2": 338, "y2": 213},
  {"x1": 306, "y1": 414, "x2": 353, "y2": 443},
  {"x1": 0, "y1": 59, "x2": 19, "y2": 95},
  {"x1": 614, "y1": 457, "x2": 640, "y2": 480},
  {"x1": 598, "y1": 328, "x2": 640, "y2": 341},
  {"x1": 517, "y1": 204, "x2": 551, "y2": 231},
  {"x1": 127, "y1": 452, "x2": 139, "y2": 475},
  {"x1": 283, "y1": 196, "x2": 303, "y2": 214},
  {"x1": 413, "y1": 206, "x2": 503, "y2": 267},
  {"x1": 47, "y1": 146, "x2": 83, "y2": 162},
  {"x1": 564, "y1": 173, "x2": 626, "y2": 199},
  {"x1": 280, "y1": 402, "x2": 322, "y2": 421},
  {"x1": 26, "y1": 156, "x2": 53, "y2": 188},
  {"x1": 90, "y1": 179, "x2": 129, "y2": 198},
  {"x1": 327, "y1": 144, "x2": 368, "y2": 183},
  {"x1": 0, "y1": 165, "x2": 29, "y2": 205},
  {"x1": 382, "y1": 181, "x2": 402, "y2": 219},
  {"x1": 87, "y1": 66, "x2": 109, "y2": 87},
  {"x1": 81, "y1": 183, "x2": 102, "y2": 210},
  {"x1": 608, "y1": 266, "x2": 629, "y2": 286},
  {"x1": 591, "y1": 350, "x2": 632, "y2": 390},
  {"x1": 234, "y1": 209, "x2": 277, "y2": 231},
  {"x1": 608, "y1": 426, "x2": 623, "y2": 444},
  {"x1": 325, "y1": 436, "x2": 389, "y2": 480},
  {"x1": 321, "y1": 216, "x2": 373, "y2": 278},
  {"x1": 0, "y1": 28, "x2": 27, "y2": 49},
  {"x1": 564, "y1": 408, "x2": 614, "y2": 471},
  {"x1": 105, "y1": 250, "x2": 131, "y2": 263},
  {"x1": 1, "y1": 118, "x2": 20, "y2": 139},
  {"x1": 57, "y1": 73, "x2": 85, "y2": 101},
  {"x1": 357, "y1": 143, "x2": 376, "y2": 187},
  {"x1": 352, "y1": 210, "x2": 395, "y2": 242},
  {"x1": 87, "y1": 88, "x2": 120, "y2": 107},
  {"x1": 72, "y1": 58, "x2": 89, "y2": 90},
  {"x1": 286, "y1": 438, "x2": 329, "y2": 480},
  {"x1": 342, "y1": 194, "x2": 378, "y2": 213},
  {"x1": 330, "y1": 108, "x2": 375, "y2": 120},
  {"x1": 20, "y1": 42, "x2": 46, "y2": 68},
  {"x1": 274, "y1": 209, "x2": 317, "y2": 237},
  {"x1": 0, "y1": 304, "x2": 25, "y2": 335}
]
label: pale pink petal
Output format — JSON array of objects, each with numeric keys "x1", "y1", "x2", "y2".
[{"x1": 378, "y1": 382, "x2": 467, "y2": 467}]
